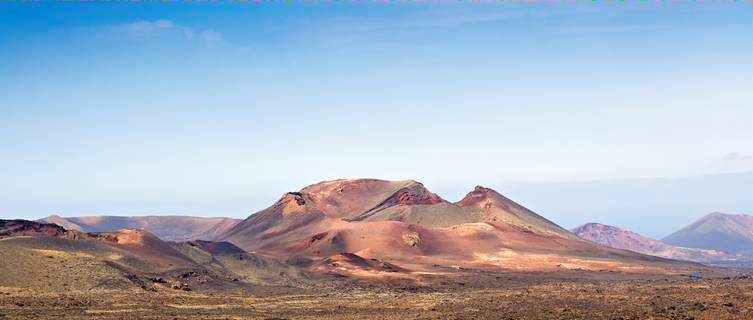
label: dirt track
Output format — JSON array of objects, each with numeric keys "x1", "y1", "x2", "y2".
[{"x1": 2, "y1": 277, "x2": 753, "y2": 320}]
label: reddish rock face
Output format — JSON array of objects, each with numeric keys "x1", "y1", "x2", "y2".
[
  {"x1": 395, "y1": 187, "x2": 443, "y2": 205},
  {"x1": 455, "y1": 186, "x2": 496, "y2": 208},
  {"x1": 299, "y1": 179, "x2": 437, "y2": 218},
  {"x1": 376, "y1": 183, "x2": 445, "y2": 208}
]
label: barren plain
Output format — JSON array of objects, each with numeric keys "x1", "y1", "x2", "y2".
[{"x1": 2, "y1": 273, "x2": 753, "y2": 320}]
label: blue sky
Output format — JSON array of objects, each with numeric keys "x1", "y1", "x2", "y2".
[{"x1": 1, "y1": 2, "x2": 752, "y2": 237}]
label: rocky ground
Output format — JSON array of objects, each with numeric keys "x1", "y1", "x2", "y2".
[{"x1": 2, "y1": 276, "x2": 753, "y2": 320}]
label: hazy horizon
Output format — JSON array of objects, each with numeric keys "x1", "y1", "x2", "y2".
[
  {"x1": 2, "y1": 2, "x2": 751, "y2": 238},
  {"x1": 6, "y1": 171, "x2": 753, "y2": 239}
]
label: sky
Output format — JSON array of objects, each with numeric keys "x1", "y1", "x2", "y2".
[{"x1": 1, "y1": 2, "x2": 752, "y2": 238}]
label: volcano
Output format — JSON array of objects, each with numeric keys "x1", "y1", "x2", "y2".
[{"x1": 219, "y1": 179, "x2": 703, "y2": 276}]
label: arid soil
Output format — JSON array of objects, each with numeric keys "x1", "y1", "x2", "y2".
[{"x1": 2, "y1": 275, "x2": 752, "y2": 320}]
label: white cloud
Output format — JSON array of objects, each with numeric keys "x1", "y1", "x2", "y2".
[
  {"x1": 197, "y1": 29, "x2": 223, "y2": 46},
  {"x1": 112, "y1": 19, "x2": 223, "y2": 46},
  {"x1": 718, "y1": 152, "x2": 753, "y2": 173},
  {"x1": 124, "y1": 19, "x2": 176, "y2": 32}
]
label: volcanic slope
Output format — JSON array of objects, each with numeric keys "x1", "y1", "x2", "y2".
[
  {"x1": 220, "y1": 179, "x2": 708, "y2": 276},
  {"x1": 39, "y1": 215, "x2": 241, "y2": 241},
  {"x1": 0, "y1": 220, "x2": 310, "y2": 292},
  {"x1": 572, "y1": 223, "x2": 738, "y2": 264},
  {"x1": 663, "y1": 212, "x2": 753, "y2": 254}
]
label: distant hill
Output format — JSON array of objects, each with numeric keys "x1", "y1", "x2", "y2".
[
  {"x1": 38, "y1": 215, "x2": 240, "y2": 241},
  {"x1": 499, "y1": 171, "x2": 753, "y2": 238},
  {"x1": 663, "y1": 212, "x2": 753, "y2": 254},
  {"x1": 572, "y1": 223, "x2": 738, "y2": 264}
]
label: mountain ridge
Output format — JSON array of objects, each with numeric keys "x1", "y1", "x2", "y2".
[
  {"x1": 663, "y1": 212, "x2": 753, "y2": 254},
  {"x1": 572, "y1": 222, "x2": 738, "y2": 264},
  {"x1": 38, "y1": 215, "x2": 241, "y2": 241}
]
